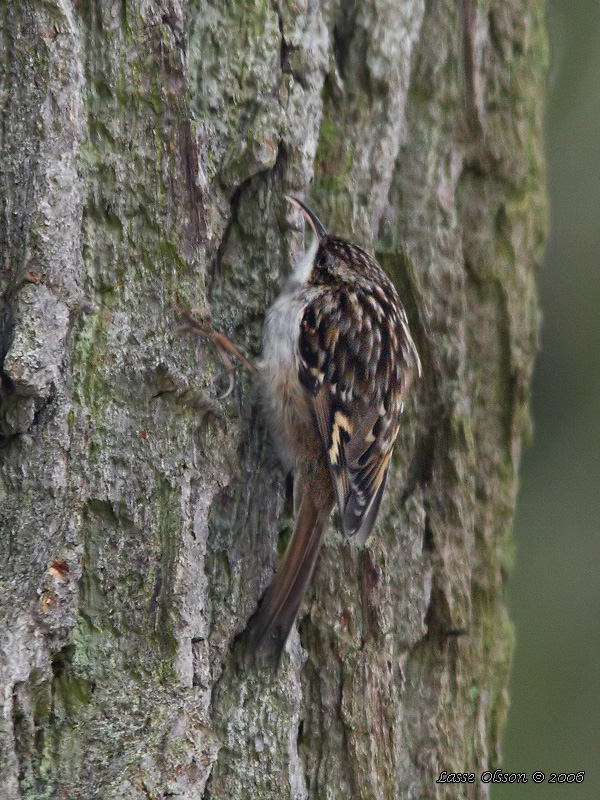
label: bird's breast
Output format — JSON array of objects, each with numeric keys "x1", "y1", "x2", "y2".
[{"x1": 260, "y1": 289, "x2": 312, "y2": 469}]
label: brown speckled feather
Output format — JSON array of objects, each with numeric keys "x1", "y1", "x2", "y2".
[{"x1": 298, "y1": 236, "x2": 419, "y2": 544}]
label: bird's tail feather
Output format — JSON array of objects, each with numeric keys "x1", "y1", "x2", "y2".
[{"x1": 247, "y1": 493, "x2": 329, "y2": 664}]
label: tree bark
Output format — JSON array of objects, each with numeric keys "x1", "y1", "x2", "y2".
[{"x1": 0, "y1": 1, "x2": 546, "y2": 798}]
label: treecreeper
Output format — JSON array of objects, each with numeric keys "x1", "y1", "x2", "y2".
[
  {"x1": 241, "y1": 196, "x2": 421, "y2": 664},
  {"x1": 187, "y1": 197, "x2": 421, "y2": 665}
]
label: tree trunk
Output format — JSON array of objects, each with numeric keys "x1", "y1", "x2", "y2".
[{"x1": 0, "y1": 1, "x2": 546, "y2": 798}]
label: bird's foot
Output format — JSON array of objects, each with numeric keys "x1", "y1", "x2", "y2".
[{"x1": 173, "y1": 305, "x2": 257, "y2": 399}]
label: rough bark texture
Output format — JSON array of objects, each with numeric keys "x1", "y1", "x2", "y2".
[{"x1": 0, "y1": 1, "x2": 546, "y2": 798}]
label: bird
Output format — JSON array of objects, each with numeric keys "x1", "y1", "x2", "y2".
[{"x1": 246, "y1": 196, "x2": 421, "y2": 662}]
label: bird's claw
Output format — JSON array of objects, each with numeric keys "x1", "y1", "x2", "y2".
[{"x1": 173, "y1": 305, "x2": 257, "y2": 399}]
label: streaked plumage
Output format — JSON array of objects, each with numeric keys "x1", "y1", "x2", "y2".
[{"x1": 248, "y1": 197, "x2": 420, "y2": 662}]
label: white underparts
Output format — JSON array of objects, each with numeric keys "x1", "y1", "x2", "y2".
[{"x1": 259, "y1": 236, "x2": 319, "y2": 468}]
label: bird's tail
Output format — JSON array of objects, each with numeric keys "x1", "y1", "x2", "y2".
[{"x1": 247, "y1": 492, "x2": 330, "y2": 664}]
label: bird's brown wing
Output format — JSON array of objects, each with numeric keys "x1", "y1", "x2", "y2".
[{"x1": 298, "y1": 286, "x2": 405, "y2": 544}]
